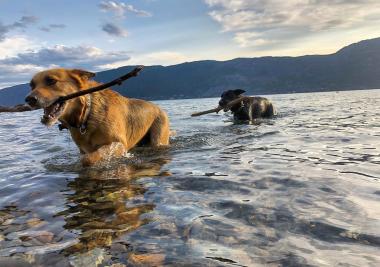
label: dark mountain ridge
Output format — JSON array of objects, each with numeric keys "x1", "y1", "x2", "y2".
[{"x1": 1, "y1": 37, "x2": 380, "y2": 106}]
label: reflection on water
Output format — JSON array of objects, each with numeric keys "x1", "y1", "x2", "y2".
[
  {"x1": 61, "y1": 161, "x2": 166, "y2": 254},
  {"x1": 0, "y1": 152, "x2": 171, "y2": 266},
  {"x1": 0, "y1": 90, "x2": 380, "y2": 266}
]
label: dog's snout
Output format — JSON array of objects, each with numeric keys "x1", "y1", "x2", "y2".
[{"x1": 25, "y1": 95, "x2": 38, "y2": 107}]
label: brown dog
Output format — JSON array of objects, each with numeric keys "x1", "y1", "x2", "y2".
[{"x1": 25, "y1": 68, "x2": 170, "y2": 166}]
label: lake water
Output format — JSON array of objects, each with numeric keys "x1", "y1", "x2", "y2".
[{"x1": 0, "y1": 90, "x2": 379, "y2": 267}]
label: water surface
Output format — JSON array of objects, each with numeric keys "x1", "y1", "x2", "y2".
[{"x1": 0, "y1": 90, "x2": 380, "y2": 266}]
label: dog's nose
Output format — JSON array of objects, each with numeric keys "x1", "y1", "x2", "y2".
[{"x1": 25, "y1": 95, "x2": 38, "y2": 107}]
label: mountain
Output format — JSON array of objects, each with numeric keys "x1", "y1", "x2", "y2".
[{"x1": 1, "y1": 37, "x2": 380, "y2": 106}]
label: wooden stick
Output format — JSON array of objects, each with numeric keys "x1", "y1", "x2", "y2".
[
  {"x1": 191, "y1": 96, "x2": 249, "y2": 117},
  {"x1": 191, "y1": 107, "x2": 222, "y2": 117},
  {"x1": 54, "y1": 66, "x2": 144, "y2": 104},
  {"x1": 0, "y1": 104, "x2": 36, "y2": 113}
]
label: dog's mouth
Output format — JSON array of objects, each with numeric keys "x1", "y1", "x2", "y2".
[
  {"x1": 41, "y1": 101, "x2": 66, "y2": 126},
  {"x1": 219, "y1": 101, "x2": 229, "y2": 112},
  {"x1": 219, "y1": 105, "x2": 229, "y2": 112}
]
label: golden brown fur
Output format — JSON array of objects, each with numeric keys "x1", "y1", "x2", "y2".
[{"x1": 25, "y1": 68, "x2": 170, "y2": 166}]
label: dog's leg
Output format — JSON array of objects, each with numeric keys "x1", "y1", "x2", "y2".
[
  {"x1": 81, "y1": 142, "x2": 126, "y2": 166},
  {"x1": 248, "y1": 104, "x2": 255, "y2": 125},
  {"x1": 149, "y1": 112, "x2": 170, "y2": 147}
]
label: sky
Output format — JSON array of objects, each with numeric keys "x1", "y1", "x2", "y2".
[{"x1": 1, "y1": 0, "x2": 380, "y2": 88}]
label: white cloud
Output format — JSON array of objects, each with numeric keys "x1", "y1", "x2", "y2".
[
  {"x1": 99, "y1": 1, "x2": 152, "y2": 18},
  {"x1": 132, "y1": 51, "x2": 191, "y2": 66},
  {"x1": 99, "y1": 51, "x2": 192, "y2": 69},
  {"x1": 98, "y1": 1, "x2": 151, "y2": 37},
  {"x1": 1, "y1": 45, "x2": 130, "y2": 68},
  {"x1": 0, "y1": 63, "x2": 44, "y2": 89},
  {"x1": 233, "y1": 32, "x2": 275, "y2": 48},
  {"x1": 0, "y1": 63, "x2": 43, "y2": 73},
  {"x1": 0, "y1": 48, "x2": 192, "y2": 88},
  {"x1": 205, "y1": 0, "x2": 380, "y2": 48},
  {"x1": 0, "y1": 36, "x2": 39, "y2": 59},
  {"x1": 0, "y1": 45, "x2": 131, "y2": 88}
]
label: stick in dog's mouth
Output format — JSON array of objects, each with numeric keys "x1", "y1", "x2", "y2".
[{"x1": 41, "y1": 101, "x2": 66, "y2": 126}]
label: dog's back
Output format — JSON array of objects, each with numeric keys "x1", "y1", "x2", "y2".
[{"x1": 234, "y1": 97, "x2": 276, "y2": 121}]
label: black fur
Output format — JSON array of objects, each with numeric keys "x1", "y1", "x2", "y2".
[{"x1": 218, "y1": 89, "x2": 276, "y2": 122}]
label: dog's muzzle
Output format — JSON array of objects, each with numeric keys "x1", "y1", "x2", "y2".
[
  {"x1": 219, "y1": 100, "x2": 229, "y2": 111},
  {"x1": 219, "y1": 100, "x2": 227, "y2": 107},
  {"x1": 25, "y1": 95, "x2": 39, "y2": 107}
]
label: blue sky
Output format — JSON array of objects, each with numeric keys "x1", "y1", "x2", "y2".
[{"x1": 1, "y1": 0, "x2": 380, "y2": 88}]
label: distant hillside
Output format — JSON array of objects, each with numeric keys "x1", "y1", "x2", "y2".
[{"x1": 1, "y1": 37, "x2": 380, "y2": 106}]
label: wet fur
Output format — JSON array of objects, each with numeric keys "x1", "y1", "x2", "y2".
[
  {"x1": 219, "y1": 89, "x2": 276, "y2": 122},
  {"x1": 26, "y1": 69, "x2": 170, "y2": 166}
]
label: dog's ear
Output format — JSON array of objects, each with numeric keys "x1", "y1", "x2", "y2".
[
  {"x1": 69, "y1": 69, "x2": 96, "y2": 89},
  {"x1": 234, "y1": 89, "x2": 246, "y2": 95},
  {"x1": 71, "y1": 69, "x2": 96, "y2": 80}
]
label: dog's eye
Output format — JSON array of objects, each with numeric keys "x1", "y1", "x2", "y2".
[
  {"x1": 29, "y1": 81, "x2": 36, "y2": 90},
  {"x1": 45, "y1": 77, "x2": 57, "y2": 86}
]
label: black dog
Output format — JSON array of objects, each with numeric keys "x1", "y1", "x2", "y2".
[{"x1": 218, "y1": 89, "x2": 276, "y2": 122}]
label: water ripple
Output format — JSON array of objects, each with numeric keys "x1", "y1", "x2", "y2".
[{"x1": 0, "y1": 90, "x2": 380, "y2": 266}]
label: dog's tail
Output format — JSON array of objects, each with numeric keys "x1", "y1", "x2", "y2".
[{"x1": 267, "y1": 103, "x2": 277, "y2": 117}]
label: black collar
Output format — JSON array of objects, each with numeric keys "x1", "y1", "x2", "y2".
[{"x1": 58, "y1": 94, "x2": 92, "y2": 134}]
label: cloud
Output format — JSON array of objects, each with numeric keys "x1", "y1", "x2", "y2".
[
  {"x1": 0, "y1": 23, "x2": 9, "y2": 41},
  {"x1": 0, "y1": 16, "x2": 39, "y2": 41},
  {"x1": 0, "y1": 36, "x2": 39, "y2": 59},
  {"x1": 0, "y1": 47, "x2": 193, "y2": 88},
  {"x1": 233, "y1": 32, "x2": 275, "y2": 48},
  {"x1": 39, "y1": 27, "x2": 51, "y2": 32},
  {"x1": 39, "y1": 23, "x2": 66, "y2": 32},
  {"x1": 1, "y1": 45, "x2": 130, "y2": 68},
  {"x1": 99, "y1": 51, "x2": 193, "y2": 69},
  {"x1": 49, "y1": 24, "x2": 66, "y2": 29},
  {"x1": 98, "y1": 1, "x2": 151, "y2": 38},
  {"x1": 0, "y1": 45, "x2": 131, "y2": 88},
  {"x1": 99, "y1": 1, "x2": 152, "y2": 18},
  {"x1": 0, "y1": 63, "x2": 44, "y2": 88},
  {"x1": 11, "y1": 16, "x2": 39, "y2": 28},
  {"x1": 102, "y1": 22, "x2": 128, "y2": 37},
  {"x1": 205, "y1": 0, "x2": 380, "y2": 48}
]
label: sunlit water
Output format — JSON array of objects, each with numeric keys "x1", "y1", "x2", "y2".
[{"x1": 0, "y1": 90, "x2": 380, "y2": 267}]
